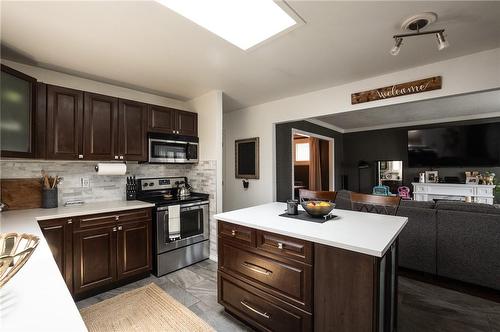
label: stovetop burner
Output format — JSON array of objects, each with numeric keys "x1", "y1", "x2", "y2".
[{"x1": 137, "y1": 193, "x2": 209, "y2": 206}]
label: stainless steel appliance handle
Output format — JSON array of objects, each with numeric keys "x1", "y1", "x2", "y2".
[
  {"x1": 240, "y1": 301, "x2": 270, "y2": 319},
  {"x1": 150, "y1": 139, "x2": 198, "y2": 145},
  {"x1": 156, "y1": 201, "x2": 209, "y2": 211},
  {"x1": 241, "y1": 262, "x2": 272, "y2": 276}
]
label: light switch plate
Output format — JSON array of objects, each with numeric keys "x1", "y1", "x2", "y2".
[{"x1": 80, "y1": 177, "x2": 90, "y2": 188}]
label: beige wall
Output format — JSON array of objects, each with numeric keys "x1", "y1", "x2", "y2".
[{"x1": 223, "y1": 48, "x2": 500, "y2": 211}]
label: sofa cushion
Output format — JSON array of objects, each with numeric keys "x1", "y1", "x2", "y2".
[
  {"x1": 400, "y1": 200, "x2": 435, "y2": 209},
  {"x1": 436, "y1": 201, "x2": 500, "y2": 215},
  {"x1": 397, "y1": 204, "x2": 437, "y2": 274},
  {"x1": 437, "y1": 209, "x2": 500, "y2": 290}
]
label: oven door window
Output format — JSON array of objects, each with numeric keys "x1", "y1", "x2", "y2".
[{"x1": 179, "y1": 208, "x2": 204, "y2": 239}]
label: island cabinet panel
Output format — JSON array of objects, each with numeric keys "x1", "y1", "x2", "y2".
[
  {"x1": 256, "y1": 230, "x2": 312, "y2": 264},
  {"x1": 219, "y1": 221, "x2": 256, "y2": 247},
  {"x1": 38, "y1": 217, "x2": 74, "y2": 293},
  {"x1": 219, "y1": 241, "x2": 312, "y2": 311},
  {"x1": 46, "y1": 85, "x2": 83, "y2": 160},
  {"x1": 83, "y1": 92, "x2": 118, "y2": 160},
  {"x1": 219, "y1": 272, "x2": 312, "y2": 332},
  {"x1": 118, "y1": 99, "x2": 148, "y2": 161},
  {"x1": 217, "y1": 220, "x2": 399, "y2": 332}
]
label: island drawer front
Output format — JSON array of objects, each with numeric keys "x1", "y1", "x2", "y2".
[
  {"x1": 257, "y1": 230, "x2": 313, "y2": 264},
  {"x1": 219, "y1": 242, "x2": 311, "y2": 311},
  {"x1": 218, "y1": 221, "x2": 256, "y2": 247},
  {"x1": 75, "y1": 208, "x2": 151, "y2": 230},
  {"x1": 218, "y1": 271, "x2": 312, "y2": 332}
]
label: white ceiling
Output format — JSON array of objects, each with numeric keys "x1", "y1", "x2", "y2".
[
  {"x1": 1, "y1": 1, "x2": 499, "y2": 112},
  {"x1": 314, "y1": 89, "x2": 500, "y2": 132}
]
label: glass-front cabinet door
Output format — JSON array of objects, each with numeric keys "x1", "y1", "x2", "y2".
[{"x1": 0, "y1": 65, "x2": 36, "y2": 158}]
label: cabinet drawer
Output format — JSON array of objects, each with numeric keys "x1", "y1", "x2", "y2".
[
  {"x1": 218, "y1": 272, "x2": 311, "y2": 332},
  {"x1": 218, "y1": 221, "x2": 256, "y2": 247},
  {"x1": 257, "y1": 231, "x2": 312, "y2": 264},
  {"x1": 220, "y1": 242, "x2": 311, "y2": 311},
  {"x1": 76, "y1": 208, "x2": 151, "y2": 230}
]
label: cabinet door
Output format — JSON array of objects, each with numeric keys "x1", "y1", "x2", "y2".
[
  {"x1": 47, "y1": 85, "x2": 83, "y2": 159},
  {"x1": 176, "y1": 110, "x2": 198, "y2": 136},
  {"x1": 73, "y1": 226, "x2": 117, "y2": 295},
  {"x1": 117, "y1": 221, "x2": 151, "y2": 280},
  {"x1": 148, "y1": 105, "x2": 175, "y2": 134},
  {"x1": 0, "y1": 65, "x2": 36, "y2": 158},
  {"x1": 118, "y1": 99, "x2": 147, "y2": 161},
  {"x1": 83, "y1": 92, "x2": 118, "y2": 160},
  {"x1": 38, "y1": 218, "x2": 73, "y2": 293}
]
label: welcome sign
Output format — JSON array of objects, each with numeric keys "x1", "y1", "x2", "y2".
[{"x1": 351, "y1": 76, "x2": 442, "y2": 104}]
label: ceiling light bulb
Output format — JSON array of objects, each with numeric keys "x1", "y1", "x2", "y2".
[
  {"x1": 436, "y1": 31, "x2": 449, "y2": 50},
  {"x1": 390, "y1": 37, "x2": 403, "y2": 56}
]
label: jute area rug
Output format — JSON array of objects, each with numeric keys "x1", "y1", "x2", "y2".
[{"x1": 80, "y1": 283, "x2": 215, "y2": 332}]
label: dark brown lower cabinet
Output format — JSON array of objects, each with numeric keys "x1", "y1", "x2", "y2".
[
  {"x1": 39, "y1": 208, "x2": 152, "y2": 299},
  {"x1": 38, "y1": 217, "x2": 74, "y2": 293},
  {"x1": 217, "y1": 220, "x2": 398, "y2": 332},
  {"x1": 117, "y1": 221, "x2": 151, "y2": 280},
  {"x1": 73, "y1": 225, "x2": 117, "y2": 295}
]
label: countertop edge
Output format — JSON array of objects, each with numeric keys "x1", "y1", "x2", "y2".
[{"x1": 214, "y1": 214, "x2": 408, "y2": 258}]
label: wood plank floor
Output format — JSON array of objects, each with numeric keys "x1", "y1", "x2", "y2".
[{"x1": 77, "y1": 260, "x2": 500, "y2": 332}]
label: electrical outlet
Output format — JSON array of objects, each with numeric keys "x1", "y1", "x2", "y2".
[{"x1": 80, "y1": 177, "x2": 90, "y2": 188}]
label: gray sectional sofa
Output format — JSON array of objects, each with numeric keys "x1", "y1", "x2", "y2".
[{"x1": 335, "y1": 190, "x2": 500, "y2": 291}]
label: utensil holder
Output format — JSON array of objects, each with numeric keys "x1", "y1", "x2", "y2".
[{"x1": 42, "y1": 188, "x2": 58, "y2": 208}]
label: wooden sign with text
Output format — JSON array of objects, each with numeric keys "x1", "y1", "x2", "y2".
[{"x1": 351, "y1": 76, "x2": 442, "y2": 104}]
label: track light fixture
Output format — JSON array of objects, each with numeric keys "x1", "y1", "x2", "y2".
[{"x1": 390, "y1": 13, "x2": 449, "y2": 56}]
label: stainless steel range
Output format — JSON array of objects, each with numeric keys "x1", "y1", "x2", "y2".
[{"x1": 135, "y1": 176, "x2": 209, "y2": 276}]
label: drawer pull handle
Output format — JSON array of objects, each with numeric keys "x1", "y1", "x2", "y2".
[
  {"x1": 242, "y1": 262, "x2": 272, "y2": 276},
  {"x1": 277, "y1": 242, "x2": 283, "y2": 249},
  {"x1": 115, "y1": 216, "x2": 120, "y2": 221},
  {"x1": 112, "y1": 227, "x2": 117, "y2": 232},
  {"x1": 240, "y1": 301, "x2": 270, "y2": 319},
  {"x1": 231, "y1": 230, "x2": 236, "y2": 236}
]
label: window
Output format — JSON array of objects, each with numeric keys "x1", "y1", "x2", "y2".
[{"x1": 295, "y1": 142, "x2": 309, "y2": 162}]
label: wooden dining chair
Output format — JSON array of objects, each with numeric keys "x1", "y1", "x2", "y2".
[
  {"x1": 299, "y1": 189, "x2": 337, "y2": 202},
  {"x1": 350, "y1": 192, "x2": 401, "y2": 215}
]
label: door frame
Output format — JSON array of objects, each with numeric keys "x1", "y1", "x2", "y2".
[{"x1": 291, "y1": 129, "x2": 335, "y2": 200}]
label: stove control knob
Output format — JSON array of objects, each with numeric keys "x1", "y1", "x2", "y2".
[
  {"x1": 143, "y1": 183, "x2": 148, "y2": 187},
  {"x1": 149, "y1": 182, "x2": 154, "y2": 187}
]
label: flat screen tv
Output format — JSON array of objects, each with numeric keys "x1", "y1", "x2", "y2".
[{"x1": 408, "y1": 123, "x2": 500, "y2": 167}]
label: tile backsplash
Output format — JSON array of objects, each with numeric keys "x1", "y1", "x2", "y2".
[{"x1": 1, "y1": 159, "x2": 219, "y2": 259}]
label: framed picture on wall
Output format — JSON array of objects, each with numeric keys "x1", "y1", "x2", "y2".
[{"x1": 235, "y1": 137, "x2": 259, "y2": 179}]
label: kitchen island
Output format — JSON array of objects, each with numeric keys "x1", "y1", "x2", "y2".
[{"x1": 215, "y1": 202, "x2": 408, "y2": 332}]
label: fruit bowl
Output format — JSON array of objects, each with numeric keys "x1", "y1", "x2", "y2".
[
  {"x1": 0, "y1": 233, "x2": 40, "y2": 288},
  {"x1": 300, "y1": 200, "x2": 336, "y2": 218}
]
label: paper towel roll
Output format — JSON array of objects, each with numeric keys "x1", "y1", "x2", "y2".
[{"x1": 95, "y1": 163, "x2": 127, "y2": 175}]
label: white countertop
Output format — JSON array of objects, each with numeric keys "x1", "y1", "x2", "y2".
[
  {"x1": 215, "y1": 202, "x2": 408, "y2": 257},
  {"x1": 0, "y1": 200, "x2": 154, "y2": 332}
]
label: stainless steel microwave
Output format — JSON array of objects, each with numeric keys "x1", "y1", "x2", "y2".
[{"x1": 148, "y1": 133, "x2": 199, "y2": 164}]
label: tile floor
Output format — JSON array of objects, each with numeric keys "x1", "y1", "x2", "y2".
[{"x1": 77, "y1": 260, "x2": 500, "y2": 332}]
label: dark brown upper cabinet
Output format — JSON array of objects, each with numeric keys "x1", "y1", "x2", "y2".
[
  {"x1": 83, "y1": 92, "x2": 118, "y2": 160},
  {"x1": 118, "y1": 99, "x2": 148, "y2": 161},
  {"x1": 0, "y1": 65, "x2": 37, "y2": 158},
  {"x1": 148, "y1": 105, "x2": 197, "y2": 136},
  {"x1": 46, "y1": 85, "x2": 84, "y2": 160},
  {"x1": 176, "y1": 110, "x2": 198, "y2": 136},
  {"x1": 148, "y1": 105, "x2": 175, "y2": 134}
]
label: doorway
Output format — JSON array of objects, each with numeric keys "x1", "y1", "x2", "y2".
[{"x1": 291, "y1": 129, "x2": 335, "y2": 199}]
